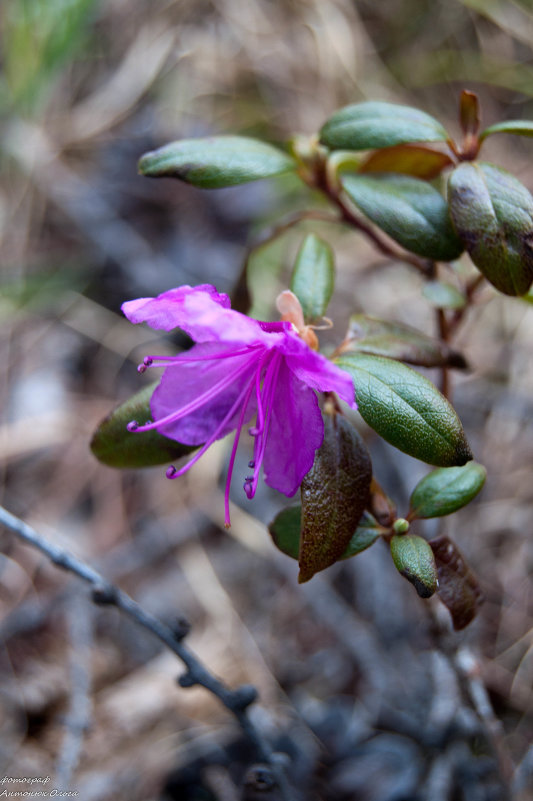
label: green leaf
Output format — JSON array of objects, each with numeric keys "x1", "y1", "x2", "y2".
[
  {"x1": 319, "y1": 101, "x2": 449, "y2": 151},
  {"x1": 430, "y1": 535, "x2": 483, "y2": 629},
  {"x1": 298, "y1": 414, "x2": 372, "y2": 582},
  {"x1": 342, "y1": 512, "x2": 381, "y2": 558},
  {"x1": 341, "y1": 314, "x2": 467, "y2": 369},
  {"x1": 268, "y1": 505, "x2": 302, "y2": 559},
  {"x1": 90, "y1": 383, "x2": 196, "y2": 468},
  {"x1": 290, "y1": 234, "x2": 335, "y2": 321},
  {"x1": 480, "y1": 120, "x2": 533, "y2": 141},
  {"x1": 342, "y1": 173, "x2": 464, "y2": 261},
  {"x1": 359, "y1": 144, "x2": 453, "y2": 180},
  {"x1": 335, "y1": 352, "x2": 473, "y2": 467},
  {"x1": 448, "y1": 162, "x2": 533, "y2": 296},
  {"x1": 409, "y1": 462, "x2": 486, "y2": 519},
  {"x1": 390, "y1": 534, "x2": 439, "y2": 598},
  {"x1": 268, "y1": 506, "x2": 380, "y2": 561},
  {"x1": 422, "y1": 281, "x2": 466, "y2": 310},
  {"x1": 138, "y1": 136, "x2": 296, "y2": 188}
]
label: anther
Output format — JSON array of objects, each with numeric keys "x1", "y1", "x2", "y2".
[
  {"x1": 243, "y1": 477, "x2": 254, "y2": 499},
  {"x1": 248, "y1": 460, "x2": 255, "y2": 469},
  {"x1": 166, "y1": 465, "x2": 177, "y2": 479},
  {"x1": 127, "y1": 420, "x2": 139, "y2": 432},
  {"x1": 143, "y1": 356, "x2": 153, "y2": 366},
  {"x1": 137, "y1": 363, "x2": 147, "y2": 374}
]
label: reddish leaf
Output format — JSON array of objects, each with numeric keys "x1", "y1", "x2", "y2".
[
  {"x1": 359, "y1": 144, "x2": 453, "y2": 180},
  {"x1": 459, "y1": 90, "x2": 480, "y2": 139},
  {"x1": 430, "y1": 535, "x2": 484, "y2": 629},
  {"x1": 298, "y1": 414, "x2": 372, "y2": 583}
]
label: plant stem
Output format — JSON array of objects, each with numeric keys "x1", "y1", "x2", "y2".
[{"x1": 326, "y1": 185, "x2": 433, "y2": 275}]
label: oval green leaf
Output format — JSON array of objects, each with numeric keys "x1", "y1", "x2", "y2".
[
  {"x1": 268, "y1": 505, "x2": 302, "y2": 559},
  {"x1": 390, "y1": 534, "x2": 438, "y2": 598},
  {"x1": 319, "y1": 101, "x2": 449, "y2": 151},
  {"x1": 342, "y1": 314, "x2": 467, "y2": 369},
  {"x1": 290, "y1": 233, "x2": 335, "y2": 321},
  {"x1": 409, "y1": 462, "x2": 486, "y2": 519},
  {"x1": 480, "y1": 120, "x2": 533, "y2": 141},
  {"x1": 335, "y1": 352, "x2": 473, "y2": 467},
  {"x1": 342, "y1": 173, "x2": 463, "y2": 261},
  {"x1": 138, "y1": 136, "x2": 296, "y2": 188},
  {"x1": 342, "y1": 512, "x2": 381, "y2": 559},
  {"x1": 422, "y1": 281, "x2": 466, "y2": 310},
  {"x1": 91, "y1": 383, "x2": 196, "y2": 468},
  {"x1": 268, "y1": 506, "x2": 380, "y2": 561},
  {"x1": 359, "y1": 144, "x2": 453, "y2": 180},
  {"x1": 448, "y1": 162, "x2": 533, "y2": 296},
  {"x1": 430, "y1": 535, "x2": 483, "y2": 629},
  {"x1": 298, "y1": 414, "x2": 372, "y2": 582}
]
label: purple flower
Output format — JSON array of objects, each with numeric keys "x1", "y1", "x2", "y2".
[{"x1": 122, "y1": 284, "x2": 355, "y2": 526}]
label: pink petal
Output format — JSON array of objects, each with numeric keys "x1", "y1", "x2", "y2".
[
  {"x1": 122, "y1": 284, "x2": 278, "y2": 346},
  {"x1": 151, "y1": 343, "x2": 258, "y2": 444},
  {"x1": 281, "y1": 337, "x2": 356, "y2": 407},
  {"x1": 122, "y1": 285, "x2": 230, "y2": 331},
  {"x1": 262, "y1": 360, "x2": 324, "y2": 496}
]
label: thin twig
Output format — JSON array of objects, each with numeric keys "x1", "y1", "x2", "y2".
[
  {"x1": 0, "y1": 505, "x2": 295, "y2": 801},
  {"x1": 331, "y1": 189, "x2": 433, "y2": 274},
  {"x1": 449, "y1": 272, "x2": 486, "y2": 333},
  {"x1": 436, "y1": 272, "x2": 486, "y2": 399},
  {"x1": 455, "y1": 647, "x2": 514, "y2": 796},
  {"x1": 55, "y1": 594, "x2": 93, "y2": 787},
  {"x1": 305, "y1": 158, "x2": 433, "y2": 275},
  {"x1": 436, "y1": 307, "x2": 451, "y2": 399}
]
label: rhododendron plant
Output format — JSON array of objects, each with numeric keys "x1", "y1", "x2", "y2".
[
  {"x1": 91, "y1": 91, "x2": 533, "y2": 620},
  {"x1": 122, "y1": 284, "x2": 355, "y2": 526}
]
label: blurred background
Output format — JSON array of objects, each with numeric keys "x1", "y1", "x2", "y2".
[{"x1": 1, "y1": 1, "x2": 533, "y2": 799}]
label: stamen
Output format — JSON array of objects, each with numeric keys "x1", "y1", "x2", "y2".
[
  {"x1": 140, "y1": 345, "x2": 262, "y2": 370},
  {"x1": 223, "y1": 372, "x2": 259, "y2": 526},
  {"x1": 249, "y1": 352, "x2": 282, "y2": 497},
  {"x1": 161, "y1": 367, "x2": 261, "y2": 521},
  {"x1": 137, "y1": 356, "x2": 154, "y2": 374},
  {"x1": 129, "y1": 355, "x2": 257, "y2": 434},
  {"x1": 243, "y1": 478, "x2": 254, "y2": 499},
  {"x1": 254, "y1": 353, "x2": 267, "y2": 434}
]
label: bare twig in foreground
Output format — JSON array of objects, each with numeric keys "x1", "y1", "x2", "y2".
[{"x1": 0, "y1": 505, "x2": 294, "y2": 801}]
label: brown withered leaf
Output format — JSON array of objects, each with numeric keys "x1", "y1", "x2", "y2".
[
  {"x1": 298, "y1": 413, "x2": 372, "y2": 583},
  {"x1": 430, "y1": 535, "x2": 484, "y2": 629}
]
